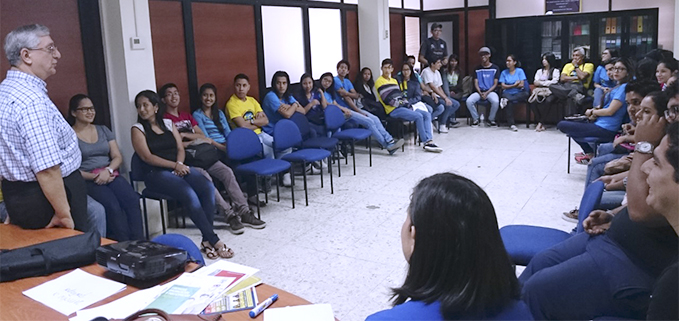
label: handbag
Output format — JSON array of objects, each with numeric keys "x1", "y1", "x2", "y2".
[
  {"x1": 0, "y1": 231, "x2": 100, "y2": 282},
  {"x1": 528, "y1": 87, "x2": 552, "y2": 103},
  {"x1": 111, "y1": 308, "x2": 222, "y2": 321},
  {"x1": 184, "y1": 141, "x2": 222, "y2": 170}
]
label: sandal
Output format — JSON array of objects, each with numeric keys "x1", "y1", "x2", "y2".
[
  {"x1": 201, "y1": 242, "x2": 218, "y2": 260},
  {"x1": 214, "y1": 242, "x2": 235, "y2": 259}
]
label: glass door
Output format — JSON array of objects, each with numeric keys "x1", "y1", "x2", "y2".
[
  {"x1": 628, "y1": 14, "x2": 654, "y2": 58},
  {"x1": 569, "y1": 19, "x2": 590, "y2": 58},
  {"x1": 541, "y1": 20, "x2": 562, "y2": 60},
  {"x1": 598, "y1": 17, "x2": 622, "y2": 53}
]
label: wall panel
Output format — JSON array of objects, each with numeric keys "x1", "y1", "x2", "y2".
[
  {"x1": 192, "y1": 2, "x2": 259, "y2": 109},
  {"x1": 390, "y1": 13, "x2": 405, "y2": 73},
  {"x1": 0, "y1": 0, "x2": 87, "y2": 115},
  {"x1": 346, "y1": 10, "x2": 360, "y2": 78},
  {"x1": 149, "y1": 0, "x2": 190, "y2": 112}
]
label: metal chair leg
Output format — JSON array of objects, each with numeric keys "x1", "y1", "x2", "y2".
[
  {"x1": 351, "y1": 141, "x2": 357, "y2": 175},
  {"x1": 568, "y1": 136, "x2": 571, "y2": 174},
  {"x1": 302, "y1": 161, "x2": 309, "y2": 206},
  {"x1": 142, "y1": 198, "x2": 149, "y2": 239},
  {"x1": 328, "y1": 155, "x2": 334, "y2": 194},
  {"x1": 254, "y1": 175, "x2": 261, "y2": 219},
  {"x1": 160, "y1": 200, "x2": 166, "y2": 235},
  {"x1": 290, "y1": 168, "x2": 295, "y2": 209}
]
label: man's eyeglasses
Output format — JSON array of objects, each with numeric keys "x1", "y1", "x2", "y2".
[
  {"x1": 665, "y1": 105, "x2": 678, "y2": 120},
  {"x1": 27, "y1": 45, "x2": 58, "y2": 56}
]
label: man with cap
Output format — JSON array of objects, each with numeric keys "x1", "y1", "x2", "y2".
[
  {"x1": 466, "y1": 46, "x2": 501, "y2": 127},
  {"x1": 419, "y1": 23, "x2": 448, "y2": 69}
]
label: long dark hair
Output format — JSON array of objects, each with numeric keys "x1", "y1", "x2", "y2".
[
  {"x1": 271, "y1": 70, "x2": 292, "y2": 100},
  {"x1": 354, "y1": 67, "x2": 375, "y2": 89},
  {"x1": 613, "y1": 57, "x2": 635, "y2": 84},
  {"x1": 445, "y1": 54, "x2": 461, "y2": 76},
  {"x1": 135, "y1": 90, "x2": 169, "y2": 134},
  {"x1": 67, "y1": 93, "x2": 90, "y2": 125},
  {"x1": 299, "y1": 73, "x2": 316, "y2": 94},
  {"x1": 392, "y1": 173, "x2": 520, "y2": 319},
  {"x1": 193, "y1": 83, "x2": 224, "y2": 133},
  {"x1": 319, "y1": 72, "x2": 336, "y2": 97},
  {"x1": 541, "y1": 53, "x2": 556, "y2": 79}
]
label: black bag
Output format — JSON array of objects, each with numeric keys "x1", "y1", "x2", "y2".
[
  {"x1": 0, "y1": 231, "x2": 100, "y2": 282},
  {"x1": 185, "y1": 142, "x2": 222, "y2": 169}
]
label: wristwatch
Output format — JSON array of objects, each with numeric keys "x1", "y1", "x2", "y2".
[
  {"x1": 105, "y1": 167, "x2": 114, "y2": 175},
  {"x1": 635, "y1": 141, "x2": 653, "y2": 154}
]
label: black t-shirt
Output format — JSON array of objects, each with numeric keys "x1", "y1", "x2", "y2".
[
  {"x1": 419, "y1": 37, "x2": 447, "y2": 66},
  {"x1": 606, "y1": 208, "x2": 678, "y2": 277},
  {"x1": 647, "y1": 262, "x2": 678, "y2": 320}
]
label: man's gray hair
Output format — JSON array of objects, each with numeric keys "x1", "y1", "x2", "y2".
[
  {"x1": 573, "y1": 46, "x2": 585, "y2": 57},
  {"x1": 4, "y1": 24, "x2": 50, "y2": 66}
]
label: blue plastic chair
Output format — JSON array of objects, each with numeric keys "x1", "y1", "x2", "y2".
[
  {"x1": 500, "y1": 180, "x2": 605, "y2": 266},
  {"x1": 289, "y1": 113, "x2": 340, "y2": 158},
  {"x1": 151, "y1": 233, "x2": 205, "y2": 266},
  {"x1": 324, "y1": 105, "x2": 372, "y2": 176},
  {"x1": 273, "y1": 119, "x2": 333, "y2": 206},
  {"x1": 226, "y1": 128, "x2": 293, "y2": 218}
]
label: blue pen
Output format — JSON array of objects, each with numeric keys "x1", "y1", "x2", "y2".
[{"x1": 249, "y1": 293, "x2": 278, "y2": 318}]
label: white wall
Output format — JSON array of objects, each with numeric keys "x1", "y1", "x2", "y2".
[
  {"x1": 423, "y1": 0, "x2": 488, "y2": 11},
  {"x1": 358, "y1": 0, "x2": 391, "y2": 76},
  {"x1": 495, "y1": 0, "x2": 674, "y2": 51}
]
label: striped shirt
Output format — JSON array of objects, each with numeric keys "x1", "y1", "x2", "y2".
[{"x1": 0, "y1": 70, "x2": 81, "y2": 182}]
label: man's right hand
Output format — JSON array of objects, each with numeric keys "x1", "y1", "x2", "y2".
[
  {"x1": 45, "y1": 214, "x2": 75, "y2": 229},
  {"x1": 583, "y1": 210, "x2": 613, "y2": 235}
]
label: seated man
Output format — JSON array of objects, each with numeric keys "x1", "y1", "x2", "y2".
[
  {"x1": 226, "y1": 74, "x2": 274, "y2": 159},
  {"x1": 421, "y1": 57, "x2": 460, "y2": 133},
  {"x1": 558, "y1": 47, "x2": 595, "y2": 115},
  {"x1": 375, "y1": 58, "x2": 442, "y2": 153},
  {"x1": 519, "y1": 107, "x2": 677, "y2": 320},
  {"x1": 465, "y1": 47, "x2": 501, "y2": 127}
]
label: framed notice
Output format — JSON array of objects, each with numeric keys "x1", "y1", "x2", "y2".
[{"x1": 545, "y1": 0, "x2": 581, "y2": 14}]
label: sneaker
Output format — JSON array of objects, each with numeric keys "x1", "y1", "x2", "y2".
[
  {"x1": 282, "y1": 173, "x2": 292, "y2": 187},
  {"x1": 562, "y1": 208, "x2": 579, "y2": 223},
  {"x1": 500, "y1": 98, "x2": 508, "y2": 108},
  {"x1": 247, "y1": 195, "x2": 266, "y2": 207},
  {"x1": 489, "y1": 121, "x2": 498, "y2": 127},
  {"x1": 575, "y1": 154, "x2": 593, "y2": 165},
  {"x1": 448, "y1": 120, "x2": 460, "y2": 128},
  {"x1": 510, "y1": 125, "x2": 518, "y2": 132},
  {"x1": 471, "y1": 120, "x2": 480, "y2": 128},
  {"x1": 438, "y1": 125, "x2": 449, "y2": 133},
  {"x1": 423, "y1": 142, "x2": 443, "y2": 153},
  {"x1": 386, "y1": 139, "x2": 405, "y2": 155},
  {"x1": 227, "y1": 215, "x2": 245, "y2": 235},
  {"x1": 240, "y1": 210, "x2": 267, "y2": 229}
]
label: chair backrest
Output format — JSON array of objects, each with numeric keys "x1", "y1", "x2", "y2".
[
  {"x1": 324, "y1": 105, "x2": 346, "y2": 131},
  {"x1": 289, "y1": 112, "x2": 312, "y2": 140},
  {"x1": 226, "y1": 127, "x2": 263, "y2": 161},
  {"x1": 576, "y1": 180, "x2": 605, "y2": 233},
  {"x1": 523, "y1": 79, "x2": 531, "y2": 93},
  {"x1": 273, "y1": 119, "x2": 302, "y2": 151},
  {"x1": 151, "y1": 234, "x2": 205, "y2": 266},
  {"x1": 129, "y1": 153, "x2": 145, "y2": 185}
]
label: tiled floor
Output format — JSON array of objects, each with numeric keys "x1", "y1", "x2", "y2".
[{"x1": 163, "y1": 122, "x2": 589, "y2": 320}]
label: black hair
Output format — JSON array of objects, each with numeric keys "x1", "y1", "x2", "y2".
[
  {"x1": 158, "y1": 83, "x2": 178, "y2": 100},
  {"x1": 665, "y1": 77, "x2": 679, "y2": 99},
  {"x1": 400, "y1": 62, "x2": 413, "y2": 80},
  {"x1": 506, "y1": 54, "x2": 521, "y2": 68},
  {"x1": 445, "y1": 54, "x2": 461, "y2": 75},
  {"x1": 382, "y1": 58, "x2": 393, "y2": 67},
  {"x1": 666, "y1": 122, "x2": 679, "y2": 183},
  {"x1": 658, "y1": 58, "x2": 679, "y2": 73},
  {"x1": 194, "y1": 83, "x2": 224, "y2": 133},
  {"x1": 134, "y1": 90, "x2": 169, "y2": 134},
  {"x1": 603, "y1": 48, "x2": 619, "y2": 59},
  {"x1": 407, "y1": 55, "x2": 416, "y2": 62},
  {"x1": 392, "y1": 173, "x2": 520, "y2": 319},
  {"x1": 234, "y1": 73, "x2": 249, "y2": 82},
  {"x1": 625, "y1": 79, "x2": 661, "y2": 97},
  {"x1": 430, "y1": 23, "x2": 442, "y2": 31},
  {"x1": 612, "y1": 57, "x2": 635, "y2": 84},
  {"x1": 67, "y1": 93, "x2": 90, "y2": 125},
  {"x1": 602, "y1": 58, "x2": 616, "y2": 66},
  {"x1": 319, "y1": 72, "x2": 336, "y2": 97},
  {"x1": 645, "y1": 91, "x2": 669, "y2": 117},
  {"x1": 541, "y1": 53, "x2": 557, "y2": 79},
  {"x1": 636, "y1": 57, "x2": 659, "y2": 82},
  {"x1": 644, "y1": 49, "x2": 674, "y2": 62},
  {"x1": 354, "y1": 67, "x2": 374, "y2": 89},
  {"x1": 299, "y1": 73, "x2": 316, "y2": 92},
  {"x1": 271, "y1": 70, "x2": 292, "y2": 100},
  {"x1": 337, "y1": 60, "x2": 350, "y2": 70}
]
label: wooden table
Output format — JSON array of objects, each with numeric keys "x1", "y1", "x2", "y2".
[{"x1": 0, "y1": 225, "x2": 312, "y2": 320}]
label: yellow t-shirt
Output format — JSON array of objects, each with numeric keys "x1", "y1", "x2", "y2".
[
  {"x1": 226, "y1": 94, "x2": 263, "y2": 134},
  {"x1": 561, "y1": 62, "x2": 595, "y2": 89},
  {"x1": 374, "y1": 76, "x2": 399, "y2": 115}
]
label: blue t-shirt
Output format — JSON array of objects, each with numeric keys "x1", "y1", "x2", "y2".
[
  {"x1": 192, "y1": 109, "x2": 231, "y2": 144},
  {"x1": 595, "y1": 83, "x2": 628, "y2": 132},
  {"x1": 473, "y1": 64, "x2": 501, "y2": 92},
  {"x1": 322, "y1": 91, "x2": 335, "y2": 105},
  {"x1": 366, "y1": 299, "x2": 533, "y2": 321},
  {"x1": 262, "y1": 91, "x2": 297, "y2": 135},
  {"x1": 592, "y1": 65, "x2": 617, "y2": 88},
  {"x1": 333, "y1": 76, "x2": 354, "y2": 108},
  {"x1": 499, "y1": 68, "x2": 527, "y2": 95}
]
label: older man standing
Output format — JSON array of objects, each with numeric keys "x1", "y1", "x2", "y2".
[{"x1": 0, "y1": 24, "x2": 88, "y2": 231}]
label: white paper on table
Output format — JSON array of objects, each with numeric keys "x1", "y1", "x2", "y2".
[
  {"x1": 23, "y1": 269, "x2": 126, "y2": 316},
  {"x1": 263, "y1": 303, "x2": 335, "y2": 321},
  {"x1": 192, "y1": 260, "x2": 259, "y2": 292},
  {"x1": 144, "y1": 273, "x2": 235, "y2": 314},
  {"x1": 70, "y1": 283, "x2": 171, "y2": 321}
]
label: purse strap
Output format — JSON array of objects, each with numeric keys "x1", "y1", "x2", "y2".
[{"x1": 124, "y1": 309, "x2": 170, "y2": 321}]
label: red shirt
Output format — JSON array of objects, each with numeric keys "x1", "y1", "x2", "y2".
[{"x1": 164, "y1": 112, "x2": 197, "y2": 133}]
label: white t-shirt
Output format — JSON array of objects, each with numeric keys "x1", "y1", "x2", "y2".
[{"x1": 421, "y1": 67, "x2": 443, "y2": 97}]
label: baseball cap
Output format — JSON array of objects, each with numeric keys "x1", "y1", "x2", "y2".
[{"x1": 479, "y1": 47, "x2": 491, "y2": 55}]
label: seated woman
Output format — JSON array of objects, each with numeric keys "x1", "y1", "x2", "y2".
[
  {"x1": 532, "y1": 53, "x2": 560, "y2": 132},
  {"x1": 366, "y1": 173, "x2": 532, "y2": 320},
  {"x1": 354, "y1": 67, "x2": 387, "y2": 120},
  {"x1": 558, "y1": 58, "x2": 634, "y2": 165},
  {"x1": 499, "y1": 54, "x2": 529, "y2": 132},
  {"x1": 396, "y1": 62, "x2": 427, "y2": 108},
  {"x1": 70, "y1": 94, "x2": 143, "y2": 241},
  {"x1": 656, "y1": 58, "x2": 678, "y2": 91},
  {"x1": 442, "y1": 54, "x2": 464, "y2": 102},
  {"x1": 191, "y1": 83, "x2": 230, "y2": 152},
  {"x1": 592, "y1": 48, "x2": 619, "y2": 108},
  {"x1": 131, "y1": 90, "x2": 233, "y2": 259},
  {"x1": 293, "y1": 73, "x2": 326, "y2": 137}
]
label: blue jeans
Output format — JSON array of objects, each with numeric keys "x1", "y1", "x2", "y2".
[
  {"x1": 466, "y1": 91, "x2": 500, "y2": 122},
  {"x1": 144, "y1": 168, "x2": 218, "y2": 245},
  {"x1": 557, "y1": 121, "x2": 617, "y2": 154},
  {"x1": 389, "y1": 107, "x2": 432, "y2": 143},
  {"x1": 87, "y1": 195, "x2": 107, "y2": 237},
  {"x1": 348, "y1": 110, "x2": 393, "y2": 148},
  {"x1": 520, "y1": 233, "x2": 654, "y2": 320},
  {"x1": 425, "y1": 102, "x2": 444, "y2": 123},
  {"x1": 593, "y1": 87, "x2": 607, "y2": 107},
  {"x1": 86, "y1": 176, "x2": 144, "y2": 241},
  {"x1": 258, "y1": 132, "x2": 274, "y2": 159},
  {"x1": 598, "y1": 190, "x2": 626, "y2": 210},
  {"x1": 438, "y1": 98, "x2": 460, "y2": 126}
]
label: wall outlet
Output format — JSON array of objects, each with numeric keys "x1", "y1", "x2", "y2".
[{"x1": 130, "y1": 37, "x2": 144, "y2": 50}]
